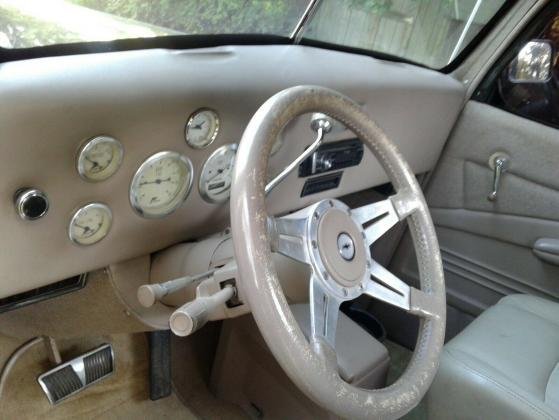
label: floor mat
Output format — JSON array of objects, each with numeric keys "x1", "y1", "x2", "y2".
[{"x1": 385, "y1": 340, "x2": 428, "y2": 420}]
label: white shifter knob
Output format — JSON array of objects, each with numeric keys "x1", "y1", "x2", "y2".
[{"x1": 170, "y1": 286, "x2": 235, "y2": 336}]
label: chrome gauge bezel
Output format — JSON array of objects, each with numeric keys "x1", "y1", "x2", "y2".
[
  {"x1": 76, "y1": 135, "x2": 124, "y2": 182},
  {"x1": 129, "y1": 151, "x2": 194, "y2": 219},
  {"x1": 199, "y1": 143, "x2": 238, "y2": 204},
  {"x1": 68, "y1": 202, "x2": 113, "y2": 246},
  {"x1": 184, "y1": 108, "x2": 220, "y2": 149}
]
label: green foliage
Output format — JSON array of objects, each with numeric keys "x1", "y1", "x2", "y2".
[
  {"x1": 0, "y1": 6, "x2": 79, "y2": 48},
  {"x1": 70, "y1": 0, "x2": 306, "y2": 35}
]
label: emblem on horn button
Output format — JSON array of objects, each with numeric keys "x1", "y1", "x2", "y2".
[{"x1": 337, "y1": 232, "x2": 355, "y2": 261}]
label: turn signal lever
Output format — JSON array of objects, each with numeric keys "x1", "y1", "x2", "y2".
[
  {"x1": 137, "y1": 269, "x2": 215, "y2": 308},
  {"x1": 169, "y1": 285, "x2": 235, "y2": 336}
]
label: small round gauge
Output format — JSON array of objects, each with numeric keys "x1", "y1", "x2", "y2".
[
  {"x1": 199, "y1": 144, "x2": 237, "y2": 203},
  {"x1": 69, "y1": 203, "x2": 112, "y2": 246},
  {"x1": 130, "y1": 151, "x2": 194, "y2": 218},
  {"x1": 185, "y1": 108, "x2": 220, "y2": 149},
  {"x1": 77, "y1": 136, "x2": 124, "y2": 182}
]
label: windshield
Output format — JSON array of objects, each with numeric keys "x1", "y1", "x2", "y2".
[{"x1": 0, "y1": 0, "x2": 509, "y2": 69}]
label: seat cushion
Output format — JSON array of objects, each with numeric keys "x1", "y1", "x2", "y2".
[{"x1": 427, "y1": 294, "x2": 559, "y2": 420}]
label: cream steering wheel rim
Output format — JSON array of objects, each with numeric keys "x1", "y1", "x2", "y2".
[{"x1": 231, "y1": 85, "x2": 446, "y2": 420}]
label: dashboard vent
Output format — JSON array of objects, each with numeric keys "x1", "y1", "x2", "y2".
[{"x1": 0, "y1": 274, "x2": 86, "y2": 314}]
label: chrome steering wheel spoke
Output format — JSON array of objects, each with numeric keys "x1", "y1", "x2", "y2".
[
  {"x1": 351, "y1": 190, "x2": 420, "y2": 246},
  {"x1": 309, "y1": 275, "x2": 341, "y2": 350},
  {"x1": 365, "y1": 261, "x2": 411, "y2": 310},
  {"x1": 365, "y1": 260, "x2": 437, "y2": 319},
  {"x1": 269, "y1": 213, "x2": 311, "y2": 265}
]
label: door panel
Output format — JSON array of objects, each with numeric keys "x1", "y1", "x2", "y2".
[{"x1": 391, "y1": 100, "x2": 559, "y2": 322}]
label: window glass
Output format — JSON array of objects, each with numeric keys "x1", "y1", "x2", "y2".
[
  {"x1": 0, "y1": 0, "x2": 307, "y2": 49},
  {"x1": 0, "y1": 0, "x2": 511, "y2": 70},
  {"x1": 303, "y1": 0, "x2": 508, "y2": 68},
  {"x1": 492, "y1": 11, "x2": 559, "y2": 128}
]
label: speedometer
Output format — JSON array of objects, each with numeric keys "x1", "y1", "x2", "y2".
[
  {"x1": 130, "y1": 151, "x2": 193, "y2": 218},
  {"x1": 199, "y1": 144, "x2": 237, "y2": 204}
]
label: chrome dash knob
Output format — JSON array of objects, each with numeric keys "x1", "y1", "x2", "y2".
[{"x1": 14, "y1": 188, "x2": 49, "y2": 220}]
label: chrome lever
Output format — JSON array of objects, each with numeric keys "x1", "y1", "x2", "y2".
[
  {"x1": 487, "y1": 154, "x2": 509, "y2": 202},
  {"x1": 265, "y1": 113, "x2": 333, "y2": 195}
]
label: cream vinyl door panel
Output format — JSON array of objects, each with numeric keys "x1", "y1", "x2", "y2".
[{"x1": 391, "y1": 100, "x2": 559, "y2": 316}]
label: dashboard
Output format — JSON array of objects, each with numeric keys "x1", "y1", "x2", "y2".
[{"x1": 0, "y1": 45, "x2": 464, "y2": 298}]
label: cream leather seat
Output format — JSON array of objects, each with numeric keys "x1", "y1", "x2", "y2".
[{"x1": 427, "y1": 294, "x2": 559, "y2": 420}]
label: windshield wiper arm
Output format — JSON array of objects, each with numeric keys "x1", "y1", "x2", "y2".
[{"x1": 290, "y1": 0, "x2": 323, "y2": 43}]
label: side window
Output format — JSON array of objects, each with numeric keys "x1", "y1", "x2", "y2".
[{"x1": 476, "y1": 8, "x2": 559, "y2": 128}]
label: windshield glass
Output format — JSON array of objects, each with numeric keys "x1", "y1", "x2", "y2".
[
  {"x1": 0, "y1": 0, "x2": 308, "y2": 47},
  {"x1": 302, "y1": 0, "x2": 509, "y2": 68},
  {"x1": 0, "y1": 0, "x2": 509, "y2": 69}
]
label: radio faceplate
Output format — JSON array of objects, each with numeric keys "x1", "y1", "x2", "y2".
[{"x1": 298, "y1": 138, "x2": 364, "y2": 177}]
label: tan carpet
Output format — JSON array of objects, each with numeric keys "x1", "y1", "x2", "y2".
[{"x1": 0, "y1": 333, "x2": 197, "y2": 420}]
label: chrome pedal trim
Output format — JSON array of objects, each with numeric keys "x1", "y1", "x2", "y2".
[{"x1": 38, "y1": 343, "x2": 114, "y2": 405}]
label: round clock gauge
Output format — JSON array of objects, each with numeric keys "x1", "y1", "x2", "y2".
[
  {"x1": 77, "y1": 136, "x2": 124, "y2": 182},
  {"x1": 69, "y1": 203, "x2": 112, "y2": 246},
  {"x1": 130, "y1": 151, "x2": 194, "y2": 218},
  {"x1": 185, "y1": 108, "x2": 220, "y2": 149}
]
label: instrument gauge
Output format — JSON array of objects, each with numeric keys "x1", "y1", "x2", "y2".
[
  {"x1": 130, "y1": 151, "x2": 193, "y2": 218},
  {"x1": 199, "y1": 144, "x2": 237, "y2": 204},
  {"x1": 185, "y1": 108, "x2": 220, "y2": 149},
  {"x1": 69, "y1": 203, "x2": 112, "y2": 246},
  {"x1": 77, "y1": 136, "x2": 124, "y2": 182}
]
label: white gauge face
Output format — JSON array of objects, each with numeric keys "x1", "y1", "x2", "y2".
[
  {"x1": 185, "y1": 109, "x2": 220, "y2": 149},
  {"x1": 199, "y1": 144, "x2": 237, "y2": 203},
  {"x1": 69, "y1": 203, "x2": 112, "y2": 246},
  {"x1": 130, "y1": 151, "x2": 193, "y2": 218},
  {"x1": 77, "y1": 136, "x2": 124, "y2": 182}
]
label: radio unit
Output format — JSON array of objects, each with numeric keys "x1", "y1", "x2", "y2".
[{"x1": 298, "y1": 138, "x2": 364, "y2": 177}]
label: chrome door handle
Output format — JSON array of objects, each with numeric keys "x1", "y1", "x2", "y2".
[{"x1": 487, "y1": 155, "x2": 509, "y2": 202}]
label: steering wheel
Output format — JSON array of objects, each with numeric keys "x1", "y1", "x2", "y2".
[{"x1": 230, "y1": 86, "x2": 446, "y2": 420}]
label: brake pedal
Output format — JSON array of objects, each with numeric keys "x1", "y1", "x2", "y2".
[{"x1": 38, "y1": 343, "x2": 114, "y2": 404}]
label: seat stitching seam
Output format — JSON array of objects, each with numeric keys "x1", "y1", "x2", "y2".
[{"x1": 445, "y1": 349, "x2": 555, "y2": 420}]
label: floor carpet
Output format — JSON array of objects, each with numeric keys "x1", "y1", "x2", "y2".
[
  {"x1": 385, "y1": 340, "x2": 428, "y2": 420},
  {"x1": 0, "y1": 333, "x2": 197, "y2": 420}
]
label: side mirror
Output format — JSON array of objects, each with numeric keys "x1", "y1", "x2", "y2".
[{"x1": 508, "y1": 40, "x2": 553, "y2": 83}]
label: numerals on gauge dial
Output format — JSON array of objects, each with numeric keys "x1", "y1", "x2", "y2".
[{"x1": 130, "y1": 151, "x2": 193, "y2": 218}]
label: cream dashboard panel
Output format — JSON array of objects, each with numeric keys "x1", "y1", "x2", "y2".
[{"x1": 0, "y1": 45, "x2": 464, "y2": 298}]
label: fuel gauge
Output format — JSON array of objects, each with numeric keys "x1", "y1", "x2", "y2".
[
  {"x1": 69, "y1": 203, "x2": 112, "y2": 246},
  {"x1": 199, "y1": 144, "x2": 237, "y2": 204}
]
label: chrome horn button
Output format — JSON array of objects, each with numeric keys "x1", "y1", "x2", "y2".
[
  {"x1": 307, "y1": 199, "x2": 369, "y2": 297},
  {"x1": 337, "y1": 232, "x2": 355, "y2": 261}
]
